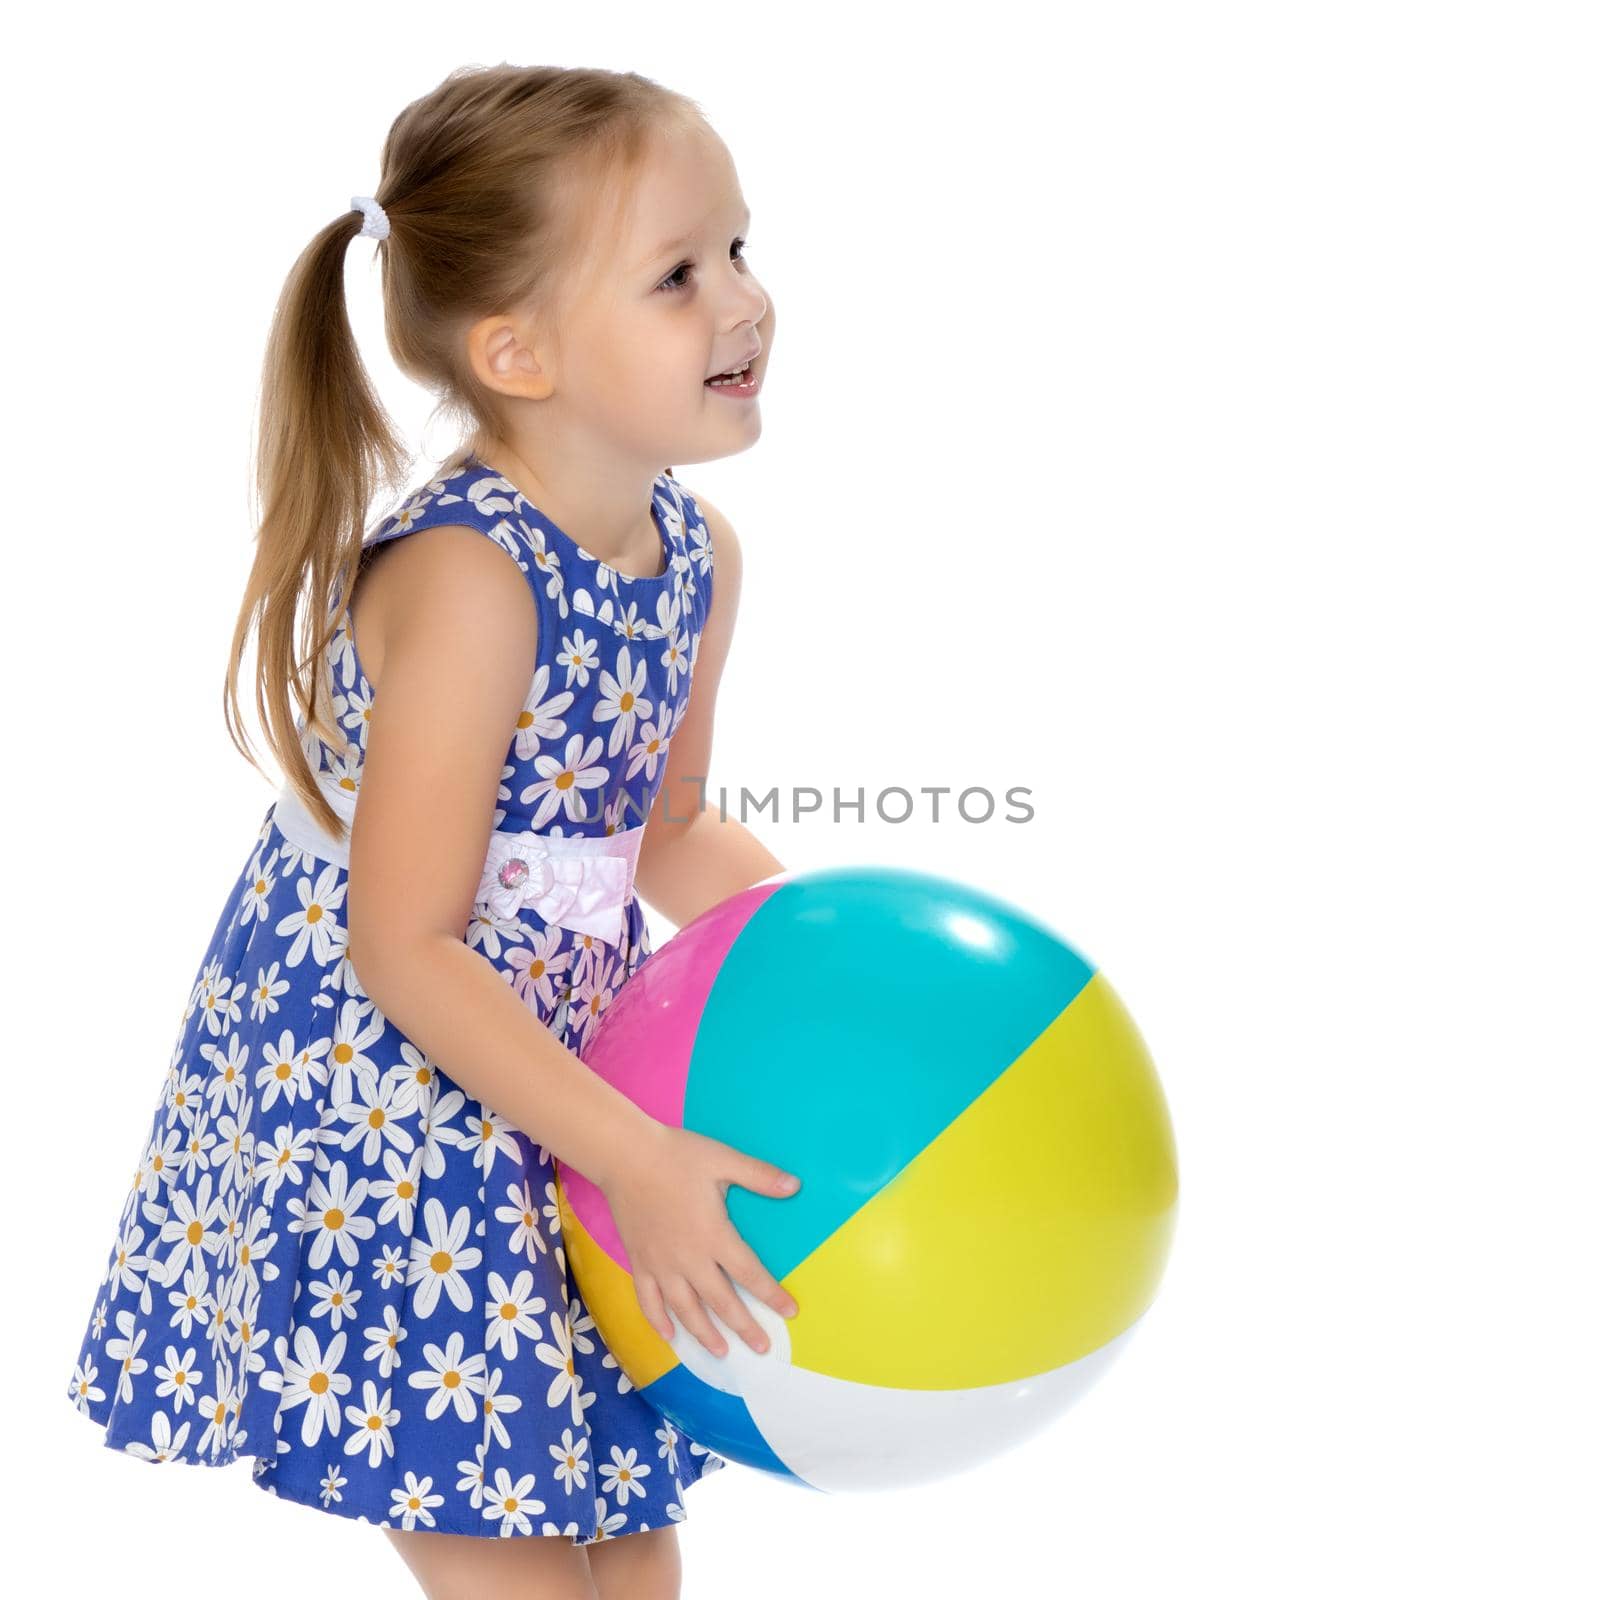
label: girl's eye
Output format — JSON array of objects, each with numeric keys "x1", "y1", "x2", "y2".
[{"x1": 659, "y1": 236, "x2": 748, "y2": 294}]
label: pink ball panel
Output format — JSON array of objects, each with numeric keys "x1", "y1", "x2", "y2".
[{"x1": 558, "y1": 882, "x2": 785, "y2": 1272}]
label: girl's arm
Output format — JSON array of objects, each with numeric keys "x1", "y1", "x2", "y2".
[
  {"x1": 635, "y1": 495, "x2": 785, "y2": 929},
  {"x1": 344, "y1": 526, "x2": 659, "y2": 1187}
]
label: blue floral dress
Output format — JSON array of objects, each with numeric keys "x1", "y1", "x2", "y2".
[{"x1": 65, "y1": 450, "x2": 726, "y2": 1542}]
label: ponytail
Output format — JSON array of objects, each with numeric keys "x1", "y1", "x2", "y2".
[{"x1": 222, "y1": 206, "x2": 407, "y2": 843}]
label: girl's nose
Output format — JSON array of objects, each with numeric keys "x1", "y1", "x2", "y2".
[{"x1": 725, "y1": 274, "x2": 767, "y2": 326}]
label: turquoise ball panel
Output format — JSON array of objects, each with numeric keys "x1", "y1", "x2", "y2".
[{"x1": 682, "y1": 865, "x2": 1096, "y2": 1281}]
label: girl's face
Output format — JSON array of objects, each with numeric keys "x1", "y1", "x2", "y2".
[{"x1": 550, "y1": 121, "x2": 775, "y2": 472}]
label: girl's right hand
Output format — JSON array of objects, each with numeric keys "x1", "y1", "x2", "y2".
[{"x1": 597, "y1": 1120, "x2": 802, "y2": 1359}]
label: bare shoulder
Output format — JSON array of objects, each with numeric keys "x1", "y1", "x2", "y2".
[
  {"x1": 350, "y1": 521, "x2": 539, "y2": 765},
  {"x1": 349, "y1": 523, "x2": 536, "y2": 696},
  {"x1": 345, "y1": 522, "x2": 541, "y2": 957}
]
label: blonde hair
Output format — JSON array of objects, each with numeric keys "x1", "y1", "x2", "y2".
[{"x1": 224, "y1": 63, "x2": 705, "y2": 841}]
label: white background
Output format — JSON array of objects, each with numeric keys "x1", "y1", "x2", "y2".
[{"x1": 4, "y1": 2, "x2": 1596, "y2": 1595}]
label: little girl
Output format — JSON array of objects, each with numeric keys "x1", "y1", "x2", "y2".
[{"x1": 65, "y1": 62, "x2": 799, "y2": 1600}]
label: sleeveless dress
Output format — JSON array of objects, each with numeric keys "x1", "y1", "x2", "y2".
[{"x1": 64, "y1": 450, "x2": 727, "y2": 1542}]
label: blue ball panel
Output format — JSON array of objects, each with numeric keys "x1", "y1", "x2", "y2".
[{"x1": 642, "y1": 1364, "x2": 818, "y2": 1487}]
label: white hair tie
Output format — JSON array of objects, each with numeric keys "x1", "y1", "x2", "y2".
[{"x1": 350, "y1": 195, "x2": 390, "y2": 241}]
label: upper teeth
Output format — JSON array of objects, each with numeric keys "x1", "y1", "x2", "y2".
[{"x1": 709, "y1": 362, "x2": 751, "y2": 384}]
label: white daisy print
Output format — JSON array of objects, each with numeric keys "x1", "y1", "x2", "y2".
[
  {"x1": 512, "y1": 663, "x2": 576, "y2": 760},
  {"x1": 262, "y1": 1325, "x2": 351, "y2": 1446},
  {"x1": 482, "y1": 1467, "x2": 545, "y2": 1537},
  {"x1": 382, "y1": 1039, "x2": 438, "y2": 1117},
  {"x1": 254, "y1": 1027, "x2": 330, "y2": 1111},
  {"x1": 273, "y1": 861, "x2": 348, "y2": 967},
  {"x1": 67, "y1": 1357, "x2": 105, "y2": 1414},
  {"x1": 122, "y1": 1409, "x2": 192, "y2": 1462},
  {"x1": 238, "y1": 855, "x2": 278, "y2": 928},
  {"x1": 557, "y1": 626, "x2": 601, "y2": 688},
  {"x1": 155, "y1": 1170, "x2": 226, "y2": 1286},
  {"x1": 594, "y1": 644, "x2": 653, "y2": 756},
  {"x1": 504, "y1": 927, "x2": 572, "y2": 1013},
  {"x1": 199, "y1": 1031, "x2": 250, "y2": 1115},
  {"x1": 252, "y1": 1121, "x2": 316, "y2": 1203},
  {"x1": 461, "y1": 1100, "x2": 521, "y2": 1180},
  {"x1": 332, "y1": 1070, "x2": 417, "y2": 1166},
  {"x1": 287, "y1": 1159, "x2": 375, "y2": 1269},
  {"x1": 309, "y1": 1268, "x2": 361, "y2": 1330},
  {"x1": 104, "y1": 1310, "x2": 149, "y2": 1403},
  {"x1": 362, "y1": 1302, "x2": 409, "y2": 1378},
  {"x1": 521, "y1": 732, "x2": 610, "y2": 828},
  {"x1": 405, "y1": 1198, "x2": 482, "y2": 1317},
  {"x1": 484, "y1": 1269, "x2": 546, "y2": 1359},
  {"x1": 455, "y1": 1441, "x2": 491, "y2": 1509},
  {"x1": 600, "y1": 1443, "x2": 652, "y2": 1506},
  {"x1": 480, "y1": 1364, "x2": 524, "y2": 1450},
  {"x1": 154, "y1": 1343, "x2": 201, "y2": 1411},
  {"x1": 319, "y1": 1461, "x2": 350, "y2": 1507},
  {"x1": 342, "y1": 1379, "x2": 400, "y2": 1468},
  {"x1": 536, "y1": 1312, "x2": 597, "y2": 1428},
  {"x1": 367, "y1": 1146, "x2": 423, "y2": 1231},
  {"x1": 550, "y1": 1427, "x2": 591, "y2": 1494},
  {"x1": 408, "y1": 1330, "x2": 487, "y2": 1423},
  {"x1": 494, "y1": 1176, "x2": 553, "y2": 1264},
  {"x1": 625, "y1": 716, "x2": 672, "y2": 783},
  {"x1": 389, "y1": 1471, "x2": 444, "y2": 1530},
  {"x1": 249, "y1": 961, "x2": 292, "y2": 1025}
]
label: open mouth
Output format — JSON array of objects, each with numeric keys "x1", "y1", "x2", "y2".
[{"x1": 705, "y1": 360, "x2": 755, "y2": 388}]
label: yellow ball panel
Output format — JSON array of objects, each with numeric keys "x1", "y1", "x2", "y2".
[{"x1": 784, "y1": 971, "x2": 1178, "y2": 1390}]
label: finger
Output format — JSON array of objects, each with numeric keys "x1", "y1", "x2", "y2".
[
  {"x1": 728, "y1": 1150, "x2": 801, "y2": 1198},
  {"x1": 699, "y1": 1264, "x2": 771, "y2": 1354},
  {"x1": 722, "y1": 1235, "x2": 801, "y2": 1319},
  {"x1": 634, "y1": 1272, "x2": 675, "y2": 1343},
  {"x1": 665, "y1": 1275, "x2": 729, "y2": 1360}
]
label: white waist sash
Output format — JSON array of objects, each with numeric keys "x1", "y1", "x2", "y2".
[{"x1": 270, "y1": 776, "x2": 645, "y2": 947}]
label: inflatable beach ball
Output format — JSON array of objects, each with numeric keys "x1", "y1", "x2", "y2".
[{"x1": 554, "y1": 865, "x2": 1178, "y2": 1493}]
